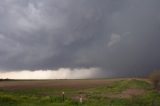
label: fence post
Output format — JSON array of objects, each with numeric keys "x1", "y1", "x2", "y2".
[
  {"x1": 62, "y1": 92, "x2": 65, "y2": 102},
  {"x1": 80, "y1": 95, "x2": 83, "y2": 104}
]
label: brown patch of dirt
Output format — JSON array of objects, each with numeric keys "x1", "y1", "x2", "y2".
[
  {"x1": 0, "y1": 80, "x2": 113, "y2": 90},
  {"x1": 108, "y1": 88, "x2": 145, "y2": 98}
]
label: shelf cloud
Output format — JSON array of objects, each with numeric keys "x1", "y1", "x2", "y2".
[
  {"x1": 0, "y1": 68, "x2": 103, "y2": 79},
  {"x1": 0, "y1": 0, "x2": 160, "y2": 78}
]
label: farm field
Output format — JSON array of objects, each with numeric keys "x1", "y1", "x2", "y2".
[{"x1": 0, "y1": 78, "x2": 159, "y2": 106}]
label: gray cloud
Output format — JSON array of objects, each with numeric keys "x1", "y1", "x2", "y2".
[{"x1": 0, "y1": 0, "x2": 160, "y2": 76}]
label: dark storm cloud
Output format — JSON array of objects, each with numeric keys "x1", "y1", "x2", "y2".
[{"x1": 0, "y1": 0, "x2": 160, "y2": 76}]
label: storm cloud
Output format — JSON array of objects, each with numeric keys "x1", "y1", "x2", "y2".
[{"x1": 0, "y1": 0, "x2": 160, "y2": 77}]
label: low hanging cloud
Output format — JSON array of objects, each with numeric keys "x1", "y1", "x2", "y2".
[
  {"x1": 0, "y1": 0, "x2": 160, "y2": 78},
  {"x1": 0, "y1": 68, "x2": 106, "y2": 79}
]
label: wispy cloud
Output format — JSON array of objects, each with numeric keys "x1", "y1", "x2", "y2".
[{"x1": 108, "y1": 33, "x2": 121, "y2": 48}]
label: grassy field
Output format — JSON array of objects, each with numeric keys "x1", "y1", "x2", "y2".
[{"x1": 0, "y1": 78, "x2": 159, "y2": 106}]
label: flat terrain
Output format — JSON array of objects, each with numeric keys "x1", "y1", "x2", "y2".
[
  {"x1": 0, "y1": 79, "x2": 113, "y2": 89},
  {"x1": 0, "y1": 78, "x2": 159, "y2": 106}
]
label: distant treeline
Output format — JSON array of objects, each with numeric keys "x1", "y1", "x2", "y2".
[{"x1": 0, "y1": 78, "x2": 13, "y2": 81}]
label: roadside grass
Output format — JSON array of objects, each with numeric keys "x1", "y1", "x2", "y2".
[
  {"x1": 0, "y1": 79, "x2": 159, "y2": 106},
  {"x1": 79, "y1": 79, "x2": 152, "y2": 94}
]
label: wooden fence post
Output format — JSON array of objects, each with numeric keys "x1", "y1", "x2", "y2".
[
  {"x1": 62, "y1": 92, "x2": 65, "y2": 102},
  {"x1": 80, "y1": 95, "x2": 83, "y2": 104}
]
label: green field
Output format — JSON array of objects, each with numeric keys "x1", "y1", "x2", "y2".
[{"x1": 0, "y1": 79, "x2": 159, "y2": 106}]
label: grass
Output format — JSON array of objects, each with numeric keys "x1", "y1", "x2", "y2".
[
  {"x1": 80, "y1": 79, "x2": 152, "y2": 94},
  {"x1": 0, "y1": 79, "x2": 159, "y2": 106}
]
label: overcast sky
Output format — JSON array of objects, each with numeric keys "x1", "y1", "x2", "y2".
[{"x1": 0, "y1": 0, "x2": 160, "y2": 79}]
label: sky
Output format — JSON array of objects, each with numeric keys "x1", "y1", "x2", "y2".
[{"x1": 0, "y1": 0, "x2": 160, "y2": 79}]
